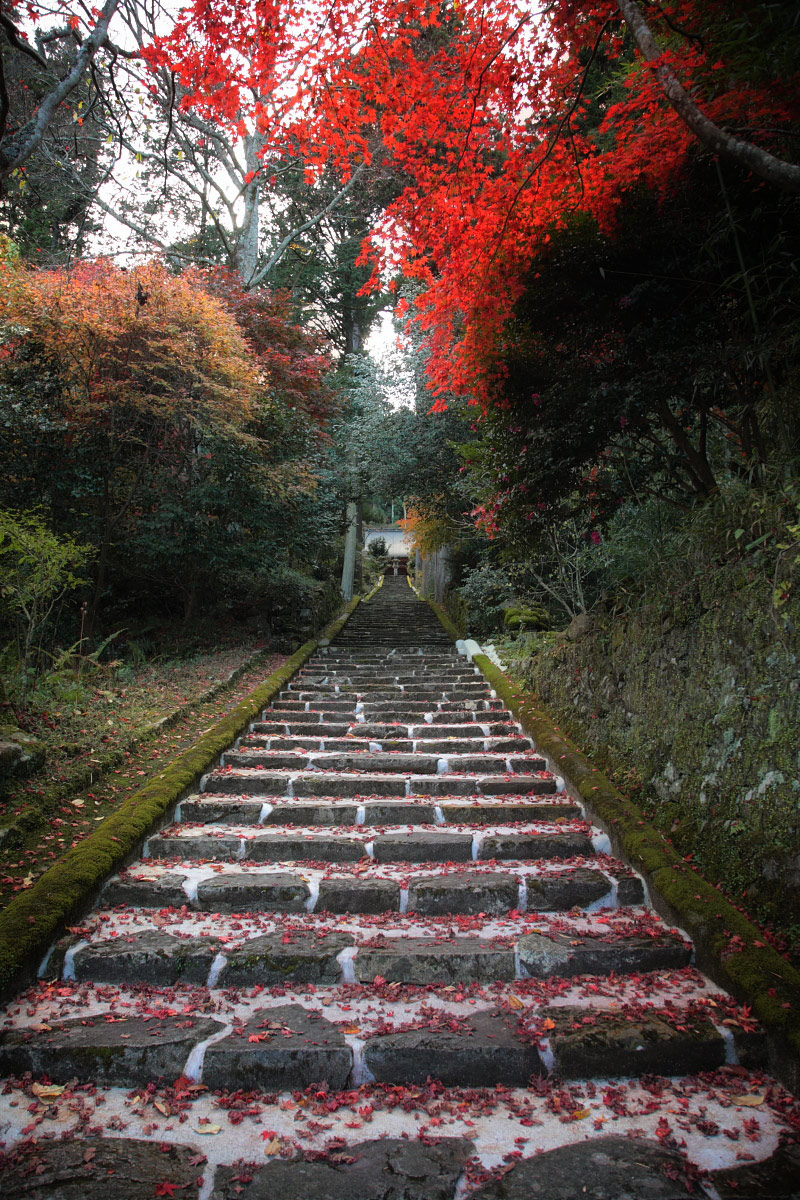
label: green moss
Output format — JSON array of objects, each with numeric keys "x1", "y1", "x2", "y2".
[{"x1": 0, "y1": 597, "x2": 361, "y2": 1002}]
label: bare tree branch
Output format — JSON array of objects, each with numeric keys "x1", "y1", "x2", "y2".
[
  {"x1": 247, "y1": 160, "x2": 366, "y2": 289},
  {"x1": 0, "y1": 0, "x2": 122, "y2": 180}
]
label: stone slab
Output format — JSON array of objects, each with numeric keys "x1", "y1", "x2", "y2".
[
  {"x1": 101, "y1": 871, "x2": 188, "y2": 908},
  {"x1": 202, "y1": 1004, "x2": 351, "y2": 1092},
  {"x1": 711, "y1": 1143, "x2": 800, "y2": 1198},
  {"x1": 518, "y1": 929, "x2": 691, "y2": 979},
  {"x1": 364, "y1": 1008, "x2": 542, "y2": 1086},
  {"x1": 470, "y1": 1135, "x2": 697, "y2": 1199},
  {"x1": 72, "y1": 931, "x2": 218, "y2": 985},
  {"x1": 480, "y1": 833, "x2": 594, "y2": 860},
  {"x1": 293, "y1": 773, "x2": 408, "y2": 798},
  {"x1": 247, "y1": 835, "x2": 364, "y2": 862},
  {"x1": 179, "y1": 798, "x2": 264, "y2": 823},
  {"x1": 362, "y1": 801, "x2": 437, "y2": 824},
  {"x1": 407, "y1": 871, "x2": 518, "y2": 915},
  {"x1": 444, "y1": 802, "x2": 579, "y2": 824},
  {"x1": 210, "y1": 1137, "x2": 473, "y2": 1200},
  {"x1": 263, "y1": 803, "x2": 359, "y2": 825},
  {"x1": 196, "y1": 872, "x2": 309, "y2": 912},
  {"x1": 219, "y1": 931, "x2": 353, "y2": 985},
  {"x1": 355, "y1": 937, "x2": 516, "y2": 983},
  {"x1": 372, "y1": 832, "x2": 473, "y2": 862},
  {"x1": 545, "y1": 1005, "x2": 725, "y2": 1078},
  {"x1": 0, "y1": 1137, "x2": 201, "y2": 1200},
  {"x1": 147, "y1": 834, "x2": 241, "y2": 860},
  {"x1": 525, "y1": 867, "x2": 612, "y2": 910},
  {"x1": 317, "y1": 877, "x2": 401, "y2": 913},
  {"x1": 0, "y1": 1015, "x2": 222, "y2": 1087}
]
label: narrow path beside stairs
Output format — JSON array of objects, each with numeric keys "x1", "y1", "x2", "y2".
[{"x1": 1, "y1": 577, "x2": 798, "y2": 1198}]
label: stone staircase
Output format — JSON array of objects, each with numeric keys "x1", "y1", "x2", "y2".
[{"x1": 0, "y1": 577, "x2": 796, "y2": 1198}]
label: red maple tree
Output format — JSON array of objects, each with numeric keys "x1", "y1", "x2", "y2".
[{"x1": 144, "y1": 0, "x2": 800, "y2": 409}]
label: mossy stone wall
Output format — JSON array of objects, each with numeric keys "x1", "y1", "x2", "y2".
[{"x1": 514, "y1": 567, "x2": 800, "y2": 938}]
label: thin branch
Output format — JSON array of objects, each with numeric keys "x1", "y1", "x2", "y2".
[
  {"x1": 0, "y1": 10, "x2": 49, "y2": 68},
  {"x1": 617, "y1": 0, "x2": 800, "y2": 193},
  {"x1": 246, "y1": 160, "x2": 366, "y2": 289},
  {"x1": 0, "y1": 0, "x2": 122, "y2": 179}
]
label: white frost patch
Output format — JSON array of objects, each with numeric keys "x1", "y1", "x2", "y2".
[
  {"x1": 206, "y1": 952, "x2": 227, "y2": 989},
  {"x1": 538, "y1": 1040, "x2": 556, "y2": 1073},
  {"x1": 437, "y1": 757, "x2": 450, "y2": 775},
  {"x1": 304, "y1": 873, "x2": 321, "y2": 912},
  {"x1": 586, "y1": 881, "x2": 617, "y2": 912},
  {"x1": 591, "y1": 830, "x2": 612, "y2": 855},
  {"x1": 433, "y1": 805, "x2": 445, "y2": 826},
  {"x1": 369, "y1": 742, "x2": 383, "y2": 753},
  {"x1": 355, "y1": 804, "x2": 366, "y2": 825},
  {"x1": 337, "y1": 945, "x2": 358, "y2": 983},
  {"x1": 183, "y1": 1019, "x2": 232, "y2": 1082},
  {"x1": 62, "y1": 939, "x2": 89, "y2": 981},
  {"x1": 258, "y1": 802, "x2": 273, "y2": 824},
  {"x1": 517, "y1": 878, "x2": 528, "y2": 912}
]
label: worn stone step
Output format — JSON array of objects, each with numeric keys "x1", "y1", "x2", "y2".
[
  {"x1": 0, "y1": 1137, "x2": 204, "y2": 1200},
  {"x1": 181, "y1": 797, "x2": 440, "y2": 824},
  {"x1": 68, "y1": 930, "x2": 353, "y2": 987},
  {"x1": 102, "y1": 860, "x2": 636, "y2": 913},
  {"x1": 519, "y1": 926, "x2": 691, "y2": 977},
  {"x1": 203, "y1": 768, "x2": 558, "y2": 798},
  {"x1": 202, "y1": 1004, "x2": 352, "y2": 1090},
  {"x1": 542, "y1": 1005, "x2": 731, "y2": 1078},
  {"x1": 211, "y1": 1137, "x2": 474, "y2": 1200},
  {"x1": 478, "y1": 831, "x2": 593, "y2": 858},
  {"x1": 364, "y1": 1007, "x2": 542, "y2": 1085},
  {"x1": 221, "y1": 749, "x2": 547, "y2": 775},
  {"x1": 145, "y1": 823, "x2": 595, "y2": 863},
  {"x1": 0, "y1": 1013, "x2": 223, "y2": 1086},
  {"x1": 354, "y1": 936, "x2": 517, "y2": 983},
  {"x1": 239, "y1": 734, "x2": 531, "y2": 754}
]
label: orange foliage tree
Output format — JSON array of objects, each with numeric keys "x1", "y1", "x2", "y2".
[{"x1": 0, "y1": 257, "x2": 261, "y2": 625}]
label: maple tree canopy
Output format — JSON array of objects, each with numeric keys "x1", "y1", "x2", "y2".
[{"x1": 145, "y1": 1, "x2": 800, "y2": 410}]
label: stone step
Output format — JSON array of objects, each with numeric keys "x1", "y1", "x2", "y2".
[
  {"x1": 56, "y1": 910, "x2": 691, "y2": 989},
  {"x1": 102, "y1": 860, "x2": 635, "y2": 913},
  {"x1": 239, "y1": 734, "x2": 531, "y2": 753},
  {"x1": 284, "y1": 683, "x2": 491, "y2": 698},
  {"x1": 179, "y1": 797, "x2": 577, "y2": 825},
  {"x1": 221, "y1": 750, "x2": 548, "y2": 775},
  {"x1": 145, "y1": 822, "x2": 595, "y2": 862},
  {"x1": 203, "y1": 768, "x2": 559, "y2": 798}
]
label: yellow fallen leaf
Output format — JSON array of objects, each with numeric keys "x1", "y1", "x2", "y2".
[
  {"x1": 342, "y1": 1025, "x2": 361, "y2": 1035},
  {"x1": 153, "y1": 1100, "x2": 170, "y2": 1116},
  {"x1": 542, "y1": 1017, "x2": 556, "y2": 1031},
  {"x1": 263, "y1": 1137, "x2": 282, "y2": 1155},
  {"x1": 507, "y1": 995, "x2": 525, "y2": 1011},
  {"x1": 194, "y1": 1123, "x2": 221, "y2": 1134},
  {"x1": 731, "y1": 1094, "x2": 765, "y2": 1107},
  {"x1": 571, "y1": 1108, "x2": 591, "y2": 1120},
  {"x1": 32, "y1": 1083, "x2": 65, "y2": 1101}
]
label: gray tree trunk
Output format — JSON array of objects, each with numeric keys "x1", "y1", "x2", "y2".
[{"x1": 340, "y1": 501, "x2": 359, "y2": 600}]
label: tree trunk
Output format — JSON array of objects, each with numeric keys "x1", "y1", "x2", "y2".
[
  {"x1": 340, "y1": 500, "x2": 358, "y2": 601},
  {"x1": 234, "y1": 131, "x2": 264, "y2": 284}
]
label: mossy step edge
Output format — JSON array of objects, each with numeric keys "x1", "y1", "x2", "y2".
[
  {"x1": 424, "y1": 597, "x2": 800, "y2": 1093},
  {"x1": 0, "y1": 598, "x2": 361, "y2": 1003}
]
